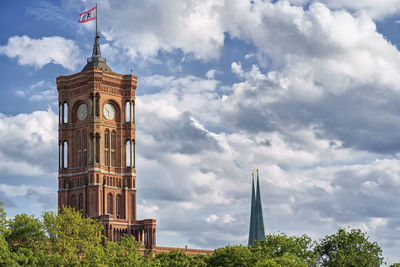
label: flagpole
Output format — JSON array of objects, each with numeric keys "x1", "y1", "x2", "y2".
[{"x1": 96, "y1": 3, "x2": 98, "y2": 35}]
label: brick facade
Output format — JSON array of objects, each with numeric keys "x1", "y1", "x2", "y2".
[{"x1": 57, "y1": 66, "x2": 156, "y2": 249}]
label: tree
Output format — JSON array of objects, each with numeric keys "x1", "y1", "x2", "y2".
[
  {"x1": 208, "y1": 245, "x2": 255, "y2": 267},
  {"x1": 0, "y1": 201, "x2": 7, "y2": 235},
  {"x1": 104, "y1": 234, "x2": 149, "y2": 266},
  {"x1": 42, "y1": 207, "x2": 106, "y2": 266},
  {"x1": 251, "y1": 233, "x2": 317, "y2": 266},
  {"x1": 315, "y1": 228, "x2": 384, "y2": 266},
  {"x1": 155, "y1": 249, "x2": 207, "y2": 267}
]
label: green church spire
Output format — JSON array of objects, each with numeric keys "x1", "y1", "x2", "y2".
[{"x1": 248, "y1": 169, "x2": 265, "y2": 246}]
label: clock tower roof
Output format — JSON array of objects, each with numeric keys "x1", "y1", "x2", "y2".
[{"x1": 82, "y1": 31, "x2": 112, "y2": 72}]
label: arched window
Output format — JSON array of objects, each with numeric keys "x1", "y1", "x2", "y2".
[
  {"x1": 132, "y1": 139, "x2": 135, "y2": 168},
  {"x1": 96, "y1": 133, "x2": 100, "y2": 163},
  {"x1": 78, "y1": 193, "x2": 83, "y2": 211},
  {"x1": 125, "y1": 101, "x2": 131, "y2": 122},
  {"x1": 77, "y1": 131, "x2": 81, "y2": 167},
  {"x1": 82, "y1": 130, "x2": 87, "y2": 166},
  {"x1": 111, "y1": 131, "x2": 116, "y2": 167},
  {"x1": 59, "y1": 141, "x2": 62, "y2": 169},
  {"x1": 59, "y1": 102, "x2": 62, "y2": 124},
  {"x1": 107, "y1": 193, "x2": 112, "y2": 214},
  {"x1": 71, "y1": 194, "x2": 76, "y2": 209},
  {"x1": 104, "y1": 129, "x2": 110, "y2": 166},
  {"x1": 132, "y1": 101, "x2": 135, "y2": 124},
  {"x1": 63, "y1": 102, "x2": 68, "y2": 123},
  {"x1": 95, "y1": 93, "x2": 100, "y2": 117},
  {"x1": 89, "y1": 94, "x2": 94, "y2": 116},
  {"x1": 62, "y1": 141, "x2": 68, "y2": 168},
  {"x1": 116, "y1": 194, "x2": 121, "y2": 218},
  {"x1": 132, "y1": 194, "x2": 135, "y2": 220},
  {"x1": 125, "y1": 140, "x2": 131, "y2": 167}
]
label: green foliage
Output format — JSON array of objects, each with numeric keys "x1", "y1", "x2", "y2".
[
  {"x1": 156, "y1": 249, "x2": 207, "y2": 267},
  {"x1": 251, "y1": 233, "x2": 316, "y2": 265},
  {"x1": 0, "y1": 204, "x2": 389, "y2": 266},
  {"x1": 390, "y1": 263, "x2": 400, "y2": 267},
  {"x1": 208, "y1": 245, "x2": 255, "y2": 267},
  {"x1": 6, "y1": 213, "x2": 46, "y2": 249},
  {"x1": 104, "y1": 235, "x2": 147, "y2": 266},
  {"x1": 0, "y1": 201, "x2": 7, "y2": 235},
  {"x1": 315, "y1": 228, "x2": 384, "y2": 267},
  {"x1": 42, "y1": 207, "x2": 106, "y2": 266}
]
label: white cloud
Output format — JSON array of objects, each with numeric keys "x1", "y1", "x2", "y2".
[
  {"x1": 15, "y1": 80, "x2": 57, "y2": 103},
  {"x1": 0, "y1": 35, "x2": 82, "y2": 70},
  {"x1": 317, "y1": 0, "x2": 400, "y2": 20},
  {"x1": 0, "y1": 108, "x2": 58, "y2": 176},
  {"x1": 96, "y1": 0, "x2": 225, "y2": 60}
]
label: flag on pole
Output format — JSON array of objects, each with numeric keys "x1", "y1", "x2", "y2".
[{"x1": 78, "y1": 6, "x2": 96, "y2": 23}]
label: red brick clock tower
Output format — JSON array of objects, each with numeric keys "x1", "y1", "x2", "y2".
[{"x1": 57, "y1": 32, "x2": 156, "y2": 248}]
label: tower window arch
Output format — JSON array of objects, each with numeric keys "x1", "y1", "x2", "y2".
[
  {"x1": 107, "y1": 193, "x2": 113, "y2": 215},
  {"x1": 125, "y1": 140, "x2": 131, "y2": 167},
  {"x1": 71, "y1": 194, "x2": 76, "y2": 209},
  {"x1": 95, "y1": 93, "x2": 100, "y2": 117},
  {"x1": 62, "y1": 140, "x2": 68, "y2": 168},
  {"x1": 104, "y1": 129, "x2": 110, "y2": 166},
  {"x1": 63, "y1": 102, "x2": 68, "y2": 123},
  {"x1": 111, "y1": 131, "x2": 116, "y2": 167},
  {"x1": 132, "y1": 139, "x2": 135, "y2": 168},
  {"x1": 59, "y1": 102, "x2": 62, "y2": 124},
  {"x1": 82, "y1": 130, "x2": 87, "y2": 166},
  {"x1": 89, "y1": 93, "x2": 94, "y2": 116},
  {"x1": 77, "y1": 131, "x2": 81, "y2": 167},
  {"x1": 116, "y1": 194, "x2": 121, "y2": 219},
  {"x1": 95, "y1": 133, "x2": 100, "y2": 163},
  {"x1": 78, "y1": 193, "x2": 83, "y2": 211},
  {"x1": 132, "y1": 101, "x2": 135, "y2": 124},
  {"x1": 125, "y1": 101, "x2": 131, "y2": 122}
]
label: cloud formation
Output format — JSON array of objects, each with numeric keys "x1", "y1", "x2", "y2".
[{"x1": 0, "y1": 35, "x2": 82, "y2": 70}]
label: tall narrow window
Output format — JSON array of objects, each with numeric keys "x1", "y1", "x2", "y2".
[
  {"x1": 132, "y1": 139, "x2": 135, "y2": 168},
  {"x1": 96, "y1": 134, "x2": 100, "y2": 163},
  {"x1": 132, "y1": 101, "x2": 135, "y2": 124},
  {"x1": 89, "y1": 94, "x2": 94, "y2": 116},
  {"x1": 125, "y1": 140, "x2": 131, "y2": 167},
  {"x1": 59, "y1": 142, "x2": 61, "y2": 169},
  {"x1": 107, "y1": 193, "x2": 112, "y2": 214},
  {"x1": 59, "y1": 102, "x2": 62, "y2": 124},
  {"x1": 104, "y1": 129, "x2": 110, "y2": 166},
  {"x1": 95, "y1": 94, "x2": 100, "y2": 116},
  {"x1": 83, "y1": 130, "x2": 87, "y2": 166},
  {"x1": 132, "y1": 194, "x2": 135, "y2": 220},
  {"x1": 116, "y1": 194, "x2": 121, "y2": 219},
  {"x1": 111, "y1": 131, "x2": 116, "y2": 167},
  {"x1": 78, "y1": 193, "x2": 83, "y2": 211},
  {"x1": 63, "y1": 141, "x2": 68, "y2": 168},
  {"x1": 63, "y1": 102, "x2": 68, "y2": 123},
  {"x1": 125, "y1": 101, "x2": 130, "y2": 122},
  {"x1": 77, "y1": 131, "x2": 81, "y2": 167},
  {"x1": 71, "y1": 194, "x2": 76, "y2": 209}
]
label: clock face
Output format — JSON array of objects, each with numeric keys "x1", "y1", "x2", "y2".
[
  {"x1": 103, "y1": 103, "x2": 116, "y2": 120},
  {"x1": 77, "y1": 104, "x2": 87, "y2": 121}
]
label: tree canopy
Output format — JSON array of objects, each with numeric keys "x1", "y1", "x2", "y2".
[{"x1": 0, "y1": 202, "x2": 391, "y2": 266}]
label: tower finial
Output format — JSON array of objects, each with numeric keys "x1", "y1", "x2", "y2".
[{"x1": 92, "y1": 31, "x2": 102, "y2": 58}]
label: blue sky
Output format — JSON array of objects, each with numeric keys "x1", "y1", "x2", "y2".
[{"x1": 2, "y1": 0, "x2": 400, "y2": 264}]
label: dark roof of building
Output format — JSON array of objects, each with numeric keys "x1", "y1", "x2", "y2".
[{"x1": 82, "y1": 31, "x2": 112, "y2": 72}]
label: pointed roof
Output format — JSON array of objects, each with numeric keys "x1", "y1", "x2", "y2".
[
  {"x1": 248, "y1": 169, "x2": 265, "y2": 246},
  {"x1": 248, "y1": 172, "x2": 256, "y2": 246},
  {"x1": 82, "y1": 31, "x2": 111, "y2": 71},
  {"x1": 255, "y1": 169, "x2": 265, "y2": 241}
]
